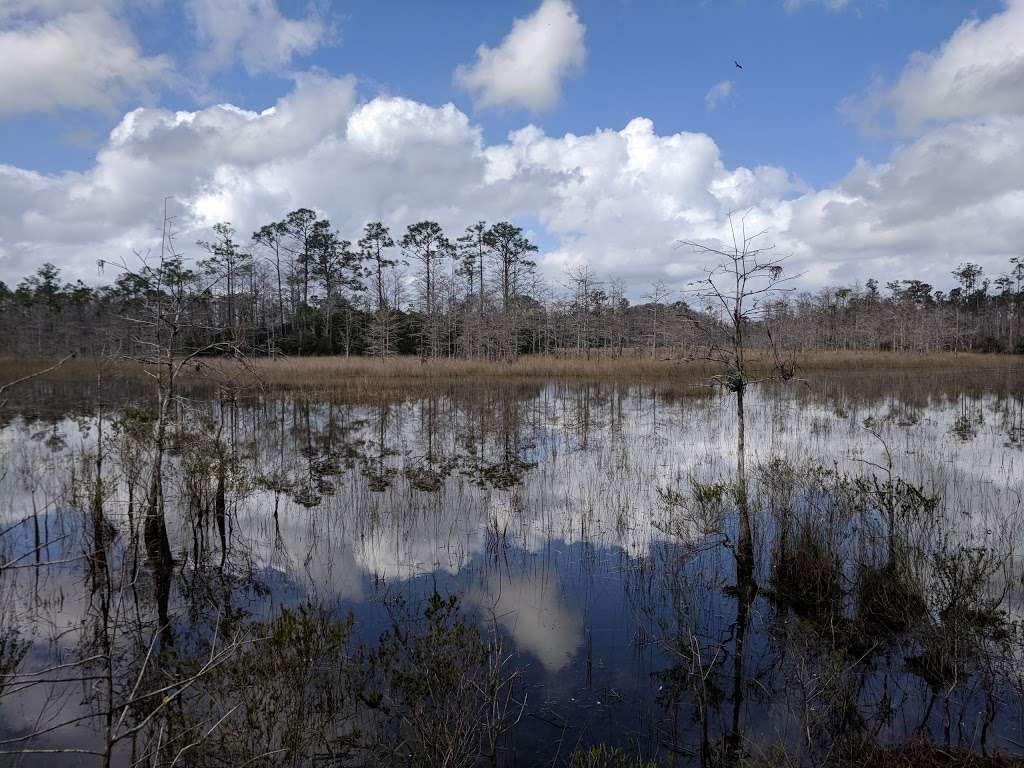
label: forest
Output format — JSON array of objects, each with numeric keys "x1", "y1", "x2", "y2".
[{"x1": 1, "y1": 208, "x2": 1022, "y2": 361}]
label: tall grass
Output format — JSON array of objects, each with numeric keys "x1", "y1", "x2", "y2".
[
  {"x1": 1, "y1": 351, "x2": 1019, "y2": 403},
  {"x1": 201, "y1": 351, "x2": 1024, "y2": 399}
]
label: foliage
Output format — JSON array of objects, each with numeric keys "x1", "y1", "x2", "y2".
[
  {"x1": 569, "y1": 743, "x2": 660, "y2": 768},
  {"x1": 4, "y1": 218, "x2": 1022, "y2": 360}
]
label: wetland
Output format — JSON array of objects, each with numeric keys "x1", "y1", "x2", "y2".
[{"x1": 0, "y1": 361, "x2": 1022, "y2": 766}]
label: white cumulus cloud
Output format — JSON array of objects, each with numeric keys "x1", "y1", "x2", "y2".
[
  {"x1": 187, "y1": 0, "x2": 332, "y2": 75},
  {"x1": 844, "y1": 0, "x2": 1024, "y2": 133},
  {"x1": 1, "y1": 57, "x2": 1023, "y2": 296},
  {"x1": 787, "y1": 117, "x2": 1024, "y2": 272},
  {"x1": 0, "y1": 8, "x2": 173, "y2": 115},
  {"x1": 455, "y1": 0, "x2": 586, "y2": 111}
]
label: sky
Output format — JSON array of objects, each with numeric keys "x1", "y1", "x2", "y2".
[{"x1": 0, "y1": 0, "x2": 1022, "y2": 297}]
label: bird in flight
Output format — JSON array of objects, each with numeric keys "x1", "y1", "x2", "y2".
[{"x1": 734, "y1": 60, "x2": 743, "y2": 69}]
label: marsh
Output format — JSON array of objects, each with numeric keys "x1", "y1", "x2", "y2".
[{"x1": 0, "y1": 361, "x2": 1021, "y2": 766}]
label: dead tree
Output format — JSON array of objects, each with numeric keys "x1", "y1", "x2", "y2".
[
  {"x1": 680, "y1": 214, "x2": 798, "y2": 491},
  {"x1": 679, "y1": 213, "x2": 797, "y2": 761},
  {"x1": 100, "y1": 200, "x2": 252, "y2": 599}
]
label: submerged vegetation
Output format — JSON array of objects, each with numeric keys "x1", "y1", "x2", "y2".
[{"x1": 0, "y1": 368, "x2": 1021, "y2": 765}]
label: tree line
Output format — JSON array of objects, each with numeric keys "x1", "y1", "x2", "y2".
[{"x1": 0, "y1": 207, "x2": 1021, "y2": 359}]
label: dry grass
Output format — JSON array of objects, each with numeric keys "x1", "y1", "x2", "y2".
[
  {"x1": 0, "y1": 356, "x2": 146, "y2": 386},
  {"x1": 202, "y1": 355, "x2": 714, "y2": 402},
  {"x1": 1, "y1": 351, "x2": 1019, "y2": 403},
  {"x1": 837, "y1": 740, "x2": 1021, "y2": 768},
  {"x1": 207, "y1": 351, "x2": 1023, "y2": 395},
  {"x1": 793, "y1": 351, "x2": 1023, "y2": 371}
]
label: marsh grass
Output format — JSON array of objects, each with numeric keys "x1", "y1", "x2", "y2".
[
  {"x1": 214, "y1": 351, "x2": 1024, "y2": 393},
  {"x1": 742, "y1": 739, "x2": 1021, "y2": 767},
  {"x1": 2, "y1": 351, "x2": 1020, "y2": 405},
  {"x1": 572, "y1": 739, "x2": 1021, "y2": 767},
  {"x1": 0, "y1": 356, "x2": 143, "y2": 384},
  {"x1": 569, "y1": 744, "x2": 660, "y2": 768},
  {"x1": 833, "y1": 739, "x2": 1023, "y2": 768}
]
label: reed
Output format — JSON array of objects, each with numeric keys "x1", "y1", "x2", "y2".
[
  {"x1": 201, "y1": 351, "x2": 1023, "y2": 396},
  {"x1": 1, "y1": 351, "x2": 1019, "y2": 402}
]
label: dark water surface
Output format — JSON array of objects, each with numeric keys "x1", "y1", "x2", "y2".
[{"x1": 0, "y1": 368, "x2": 1022, "y2": 765}]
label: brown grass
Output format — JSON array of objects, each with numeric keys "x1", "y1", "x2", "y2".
[
  {"x1": 208, "y1": 351, "x2": 1023, "y2": 393},
  {"x1": 202, "y1": 355, "x2": 716, "y2": 402},
  {"x1": 836, "y1": 740, "x2": 1021, "y2": 768},
  {"x1": 1, "y1": 351, "x2": 1019, "y2": 403},
  {"x1": 0, "y1": 356, "x2": 145, "y2": 385}
]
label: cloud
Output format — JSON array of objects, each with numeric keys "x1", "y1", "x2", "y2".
[
  {"x1": 0, "y1": 8, "x2": 173, "y2": 115},
  {"x1": 484, "y1": 117, "x2": 802, "y2": 285},
  {"x1": 0, "y1": 0, "x2": 131, "y2": 20},
  {"x1": 843, "y1": 0, "x2": 1024, "y2": 133},
  {"x1": 705, "y1": 80, "x2": 734, "y2": 110},
  {"x1": 455, "y1": 0, "x2": 586, "y2": 111},
  {"x1": 786, "y1": 117, "x2": 1024, "y2": 274},
  {"x1": 0, "y1": 69, "x2": 1022, "y2": 296},
  {"x1": 783, "y1": 0, "x2": 855, "y2": 12},
  {"x1": 471, "y1": 573, "x2": 583, "y2": 672},
  {"x1": 188, "y1": 0, "x2": 332, "y2": 75},
  {"x1": 0, "y1": 73, "x2": 359, "y2": 281}
]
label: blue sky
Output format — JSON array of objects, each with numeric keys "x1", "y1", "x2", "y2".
[
  {"x1": 2, "y1": 0, "x2": 1003, "y2": 181},
  {"x1": 1, "y1": 0, "x2": 1022, "y2": 294}
]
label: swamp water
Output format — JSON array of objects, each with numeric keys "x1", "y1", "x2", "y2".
[{"x1": 0, "y1": 368, "x2": 1022, "y2": 765}]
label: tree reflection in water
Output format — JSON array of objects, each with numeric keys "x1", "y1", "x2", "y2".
[{"x1": 0, "y1": 370, "x2": 1021, "y2": 765}]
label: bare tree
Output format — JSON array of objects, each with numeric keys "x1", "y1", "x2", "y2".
[
  {"x1": 252, "y1": 219, "x2": 289, "y2": 347},
  {"x1": 100, "y1": 201, "x2": 252, "y2": 599},
  {"x1": 643, "y1": 279, "x2": 674, "y2": 359},
  {"x1": 681, "y1": 216, "x2": 797, "y2": 483},
  {"x1": 678, "y1": 214, "x2": 798, "y2": 762}
]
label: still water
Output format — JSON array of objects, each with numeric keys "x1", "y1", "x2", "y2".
[{"x1": 0, "y1": 368, "x2": 1022, "y2": 765}]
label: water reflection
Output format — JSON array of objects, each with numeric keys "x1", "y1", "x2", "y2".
[
  {"x1": 0, "y1": 368, "x2": 1021, "y2": 765},
  {"x1": 473, "y1": 572, "x2": 584, "y2": 674}
]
